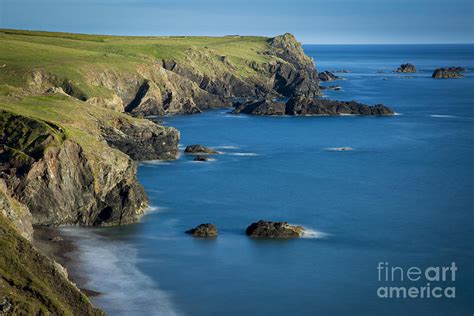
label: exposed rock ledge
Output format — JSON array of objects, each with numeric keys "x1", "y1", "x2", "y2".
[
  {"x1": 246, "y1": 220, "x2": 304, "y2": 238},
  {"x1": 432, "y1": 67, "x2": 465, "y2": 79},
  {"x1": 232, "y1": 97, "x2": 394, "y2": 116}
]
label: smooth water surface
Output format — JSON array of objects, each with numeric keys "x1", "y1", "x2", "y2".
[{"x1": 66, "y1": 45, "x2": 474, "y2": 316}]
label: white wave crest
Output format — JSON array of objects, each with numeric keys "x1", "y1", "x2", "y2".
[
  {"x1": 429, "y1": 114, "x2": 457, "y2": 118},
  {"x1": 302, "y1": 228, "x2": 329, "y2": 239}
]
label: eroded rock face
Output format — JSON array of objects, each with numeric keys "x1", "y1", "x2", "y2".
[
  {"x1": 395, "y1": 63, "x2": 416, "y2": 73},
  {"x1": 233, "y1": 97, "x2": 394, "y2": 116},
  {"x1": 246, "y1": 220, "x2": 304, "y2": 238},
  {"x1": 100, "y1": 117, "x2": 180, "y2": 161},
  {"x1": 432, "y1": 67, "x2": 465, "y2": 79},
  {"x1": 0, "y1": 111, "x2": 148, "y2": 226},
  {"x1": 184, "y1": 144, "x2": 218, "y2": 154},
  {"x1": 186, "y1": 223, "x2": 218, "y2": 237}
]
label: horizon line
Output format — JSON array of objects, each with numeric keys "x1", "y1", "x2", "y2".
[{"x1": 1, "y1": 28, "x2": 473, "y2": 45}]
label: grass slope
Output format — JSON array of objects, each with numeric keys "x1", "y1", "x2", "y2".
[{"x1": 0, "y1": 29, "x2": 275, "y2": 99}]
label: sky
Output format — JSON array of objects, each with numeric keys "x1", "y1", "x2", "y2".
[{"x1": 1, "y1": 0, "x2": 473, "y2": 44}]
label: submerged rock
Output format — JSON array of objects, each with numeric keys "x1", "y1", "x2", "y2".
[
  {"x1": 318, "y1": 71, "x2": 339, "y2": 82},
  {"x1": 395, "y1": 63, "x2": 416, "y2": 73},
  {"x1": 186, "y1": 223, "x2": 218, "y2": 237},
  {"x1": 194, "y1": 155, "x2": 210, "y2": 162},
  {"x1": 432, "y1": 67, "x2": 465, "y2": 79},
  {"x1": 233, "y1": 97, "x2": 394, "y2": 116},
  {"x1": 184, "y1": 144, "x2": 218, "y2": 154},
  {"x1": 320, "y1": 85, "x2": 341, "y2": 91},
  {"x1": 246, "y1": 220, "x2": 304, "y2": 238}
]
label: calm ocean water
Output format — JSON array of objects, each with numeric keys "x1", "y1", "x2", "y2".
[{"x1": 65, "y1": 44, "x2": 474, "y2": 316}]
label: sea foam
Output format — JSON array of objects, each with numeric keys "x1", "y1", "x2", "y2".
[{"x1": 61, "y1": 228, "x2": 180, "y2": 316}]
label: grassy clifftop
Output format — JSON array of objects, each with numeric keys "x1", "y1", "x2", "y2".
[
  {"x1": 0, "y1": 29, "x2": 318, "y2": 115},
  {"x1": 0, "y1": 29, "x2": 274, "y2": 98}
]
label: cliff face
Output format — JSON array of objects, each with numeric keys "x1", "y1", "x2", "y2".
[{"x1": 1, "y1": 29, "x2": 319, "y2": 117}]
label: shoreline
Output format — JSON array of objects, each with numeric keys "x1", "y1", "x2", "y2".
[{"x1": 32, "y1": 226, "x2": 101, "y2": 298}]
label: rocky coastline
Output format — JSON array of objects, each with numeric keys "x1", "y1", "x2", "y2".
[
  {"x1": 232, "y1": 96, "x2": 394, "y2": 116},
  {"x1": 0, "y1": 29, "x2": 396, "y2": 314}
]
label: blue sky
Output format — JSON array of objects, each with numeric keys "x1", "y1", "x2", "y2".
[{"x1": 1, "y1": 0, "x2": 473, "y2": 43}]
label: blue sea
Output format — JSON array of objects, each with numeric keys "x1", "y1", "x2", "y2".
[{"x1": 64, "y1": 44, "x2": 474, "y2": 316}]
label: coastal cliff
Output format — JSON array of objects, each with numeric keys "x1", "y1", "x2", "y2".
[
  {"x1": 0, "y1": 29, "x2": 319, "y2": 116},
  {"x1": 0, "y1": 29, "x2": 320, "y2": 314}
]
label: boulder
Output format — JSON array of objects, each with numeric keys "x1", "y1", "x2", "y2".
[
  {"x1": 184, "y1": 144, "x2": 218, "y2": 154},
  {"x1": 194, "y1": 155, "x2": 210, "y2": 162},
  {"x1": 186, "y1": 223, "x2": 218, "y2": 237},
  {"x1": 246, "y1": 220, "x2": 304, "y2": 238},
  {"x1": 432, "y1": 67, "x2": 465, "y2": 79},
  {"x1": 318, "y1": 71, "x2": 339, "y2": 82},
  {"x1": 395, "y1": 63, "x2": 416, "y2": 73}
]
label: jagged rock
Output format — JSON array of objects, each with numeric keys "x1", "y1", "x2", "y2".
[
  {"x1": 184, "y1": 144, "x2": 218, "y2": 154},
  {"x1": 100, "y1": 117, "x2": 180, "y2": 161},
  {"x1": 186, "y1": 223, "x2": 218, "y2": 237},
  {"x1": 246, "y1": 220, "x2": 304, "y2": 238},
  {"x1": 395, "y1": 63, "x2": 416, "y2": 73},
  {"x1": 432, "y1": 67, "x2": 465, "y2": 79},
  {"x1": 232, "y1": 100, "x2": 286, "y2": 115},
  {"x1": 332, "y1": 70, "x2": 351, "y2": 73},
  {"x1": 233, "y1": 97, "x2": 394, "y2": 116},
  {"x1": 318, "y1": 71, "x2": 339, "y2": 82},
  {"x1": 0, "y1": 110, "x2": 149, "y2": 226}
]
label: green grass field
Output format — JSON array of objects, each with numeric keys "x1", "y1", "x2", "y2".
[{"x1": 0, "y1": 29, "x2": 274, "y2": 98}]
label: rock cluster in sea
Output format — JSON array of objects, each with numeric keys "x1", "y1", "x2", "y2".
[
  {"x1": 318, "y1": 70, "x2": 339, "y2": 81},
  {"x1": 395, "y1": 63, "x2": 416, "y2": 73},
  {"x1": 432, "y1": 67, "x2": 465, "y2": 79},
  {"x1": 232, "y1": 96, "x2": 394, "y2": 116},
  {"x1": 246, "y1": 220, "x2": 305, "y2": 238},
  {"x1": 186, "y1": 223, "x2": 219, "y2": 237},
  {"x1": 184, "y1": 144, "x2": 218, "y2": 154}
]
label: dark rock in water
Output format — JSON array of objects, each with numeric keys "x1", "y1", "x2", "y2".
[
  {"x1": 395, "y1": 63, "x2": 416, "y2": 73},
  {"x1": 332, "y1": 69, "x2": 351, "y2": 73},
  {"x1": 232, "y1": 99, "x2": 286, "y2": 115},
  {"x1": 318, "y1": 71, "x2": 339, "y2": 82},
  {"x1": 320, "y1": 85, "x2": 341, "y2": 91},
  {"x1": 186, "y1": 223, "x2": 218, "y2": 237},
  {"x1": 246, "y1": 220, "x2": 304, "y2": 238},
  {"x1": 184, "y1": 144, "x2": 218, "y2": 154},
  {"x1": 432, "y1": 67, "x2": 465, "y2": 79},
  {"x1": 194, "y1": 155, "x2": 210, "y2": 162},
  {"x1": 233, "y1": 96, "x2": 394, "y2": 116}
]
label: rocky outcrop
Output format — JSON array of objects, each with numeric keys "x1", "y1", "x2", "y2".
[
  {"x1": 246, "y1": 220, "x2": 304, "y2": 238},
  {"x1": 100, "y1": 116, "x2": 180, "y2": 161},
  {"x1": 0, "y1": 182, "x2": 33, "y2": 240},
  {"x1": 232, "y1": 100, "x2": 286, "y2": 116},
  {"x1": 432, "y1": 67, "x2": 465, "y2": 79},
  {"x1": 233, "y1": 97, "x2": 394, "y2": 116},
  {"x1": 395, "y1": 63, "x2": 416, "y2": 73},
  {"x1": 318, "y1": 71, "x2": 339, "y2": 81},
  {"x1": 186, "y1": 223, "x2": 218, "y2": 237},
  {"x1": 184, "y1": 144, "x2": 218, "y2": 154},
  {"x1": 0, "y1": 110, "x2": 149, "y2": 226}
]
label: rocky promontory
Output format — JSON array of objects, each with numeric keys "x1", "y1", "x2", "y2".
[
  {"x1": 318, "y1": 70, "x2": 339, "y2": 81},
  {"x1": 432, "y1": 67, "x2": 465, "y2": 79},
  {"x1": 232, "y1": 96, "x2": 394, "y2": 116},
  {"x1": 246, "y1": 220, "x2": 304, "y2": 238}
]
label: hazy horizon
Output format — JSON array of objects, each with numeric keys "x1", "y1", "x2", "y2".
[{"x1": 1, "y1": 0, "x2": 473, "y2": 44}]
